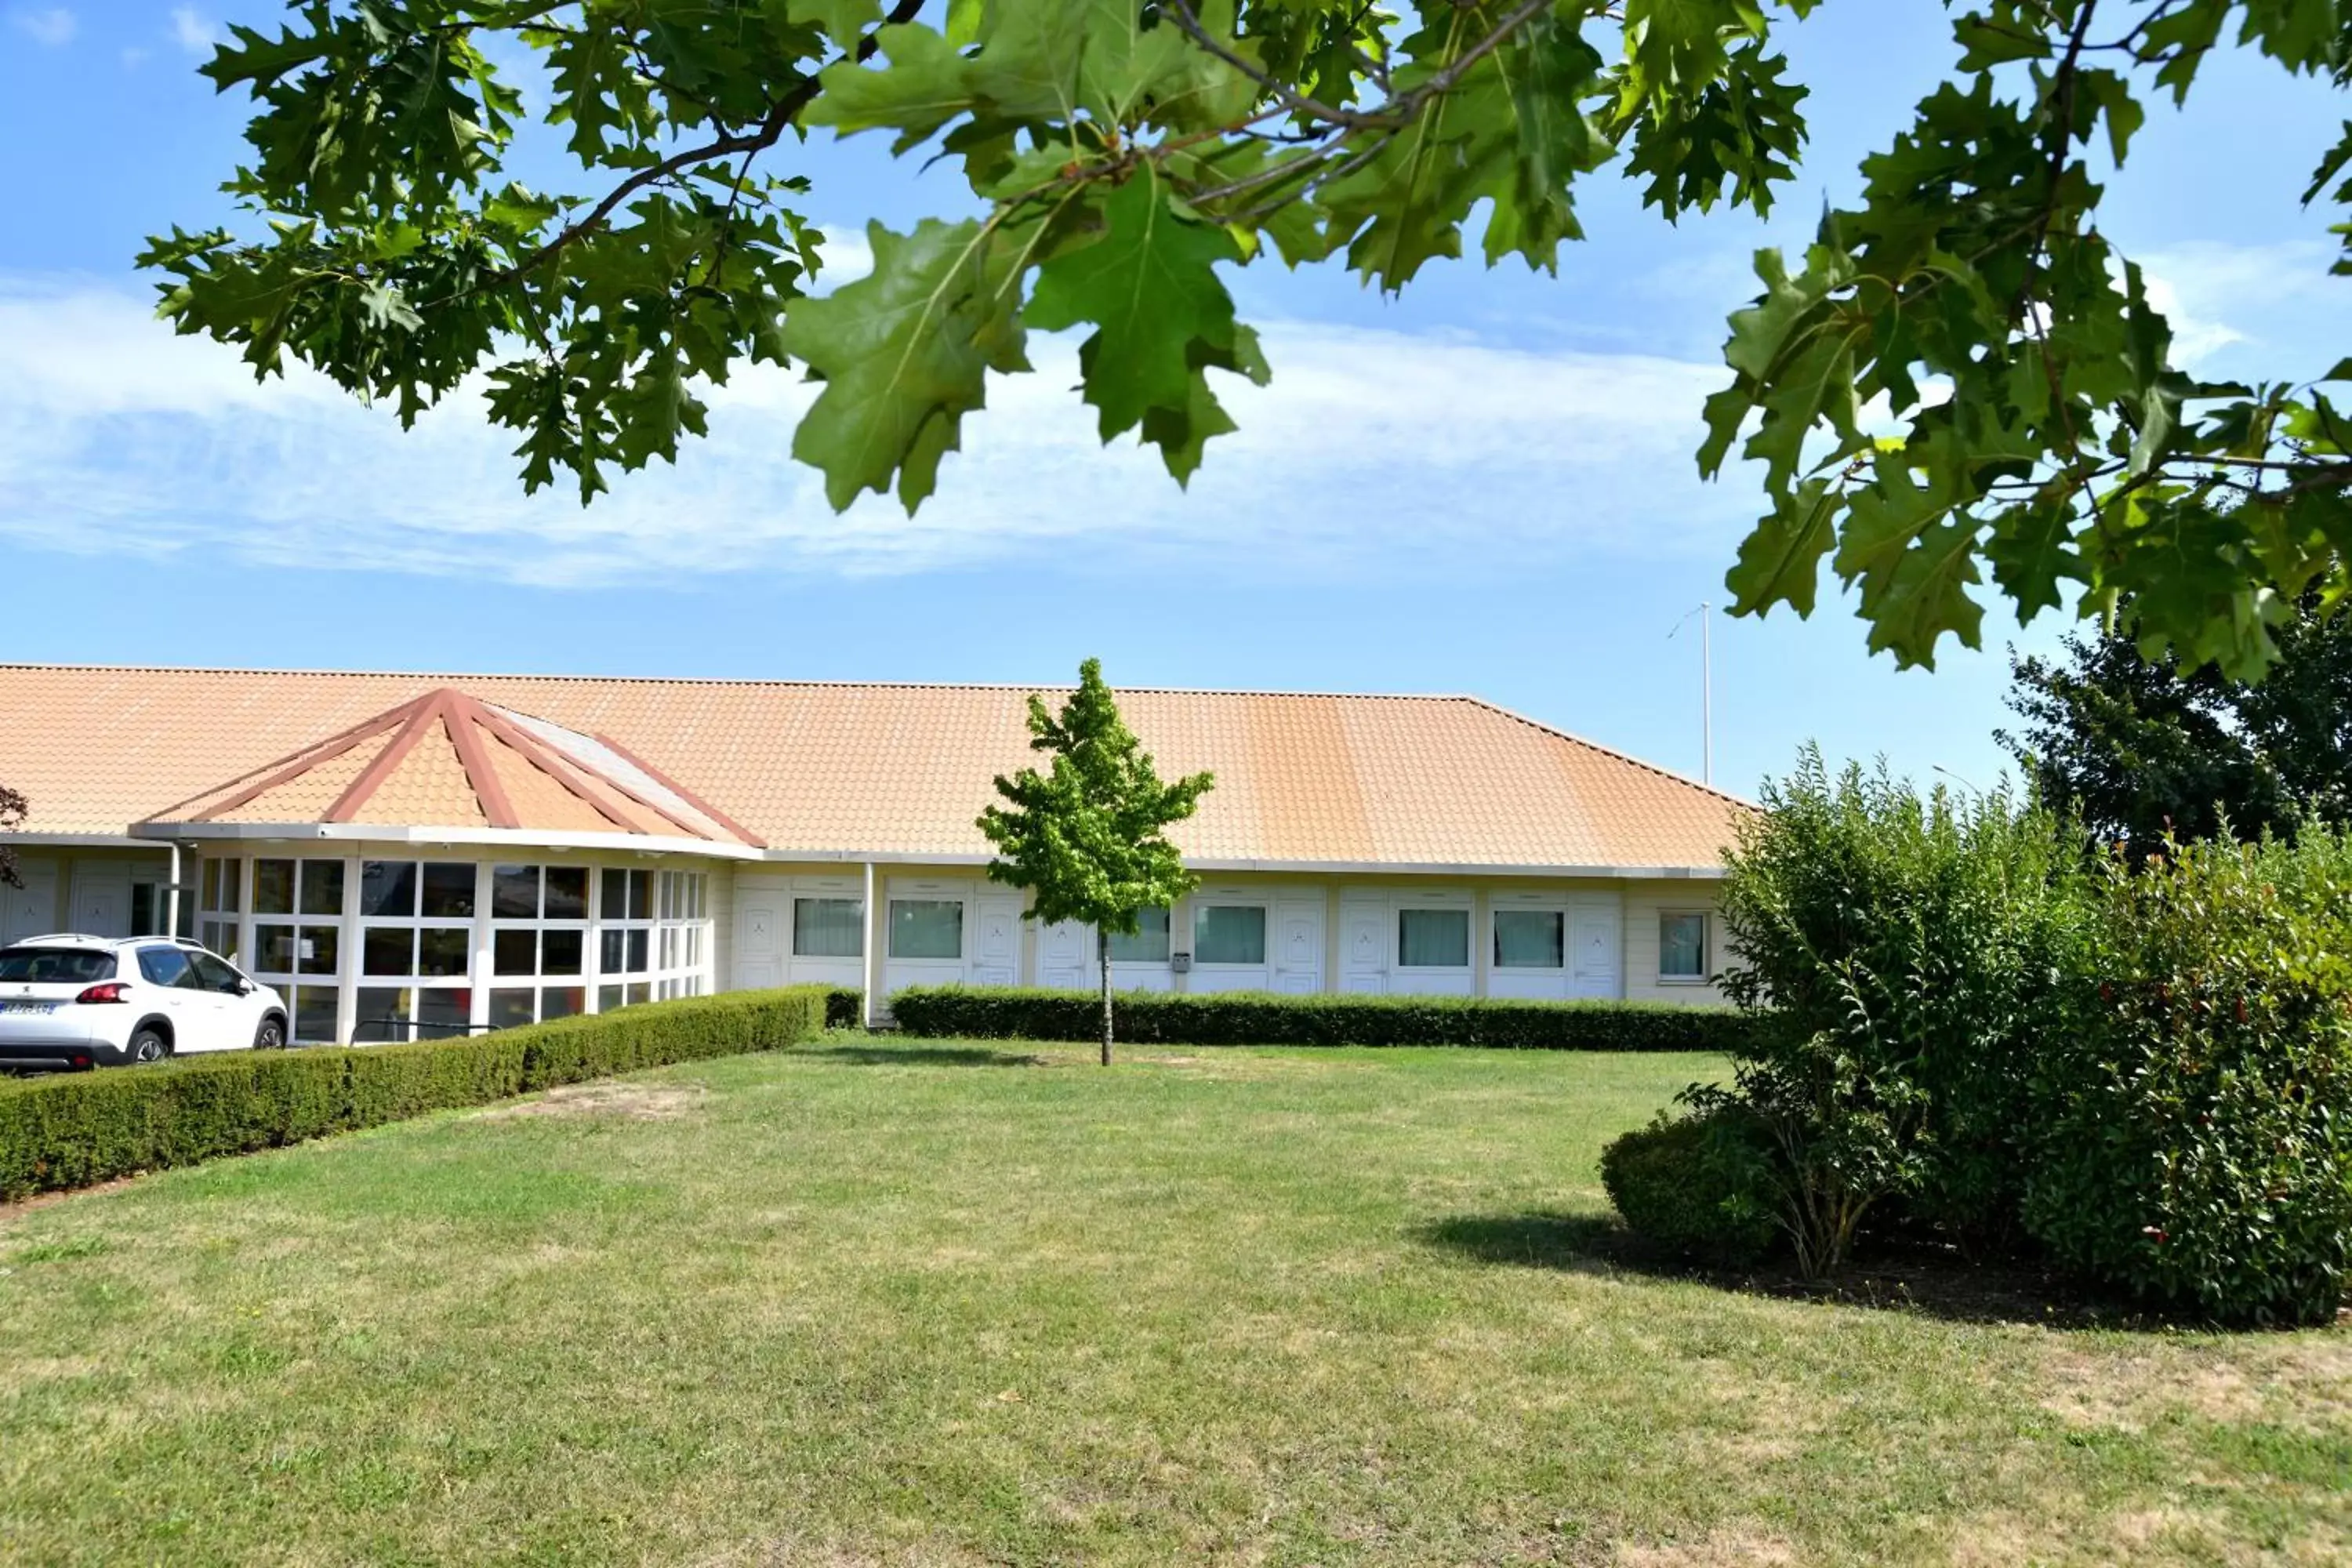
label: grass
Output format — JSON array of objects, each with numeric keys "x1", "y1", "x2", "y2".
[{"x1": 1, "y1": 1039, "x2": 2346, "y2": 1566}]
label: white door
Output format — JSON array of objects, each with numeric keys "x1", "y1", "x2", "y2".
[
  {"x1": 1039, "y1": 919, "x2": 1091, "y2": 989},
  {"x1": 1273, "y1": 899, "x2": 1325, "y2": 996},
  {"x1": 1570, "y1": 913, "x2": 1621, "y2": 999},
  {"x1": 1339, "y1": 902, "x2": 1386, "y2": 994},
  {"x1": 969, "y1": 895, "x2": 1022, "y2": 986},
  {"x1": 72, "y1": 863, "x2": 133, "y2": 938},
  {"x1": 735, "y1": 900, "x2": 782, "y2": 990},
  {"x1": 1, "y1": 858, "x2": 60, "y2": 944}
]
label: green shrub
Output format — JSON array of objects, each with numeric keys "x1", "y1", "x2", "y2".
[
  {"x1": 886, "y1": 986, "x2": 1750, "y2": 1052},
  {"x1": 0, "y1": 987, "x2": 829, "y2": 1203},
  {"x1": 2026, "y1": 833, "x2": 2352, "y2": 1326},
  {"x1": 1711, "y1": 747, "x2": 2090, "y2": 1273},
  {"x1": 1600, "y1": 1106, "x2": 1780, "y2": 1266},
  {"x1": 824, "y1": 988, "x2": 864, "y2": 1030}
]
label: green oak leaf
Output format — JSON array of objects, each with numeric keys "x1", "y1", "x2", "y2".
[
  {"x1": 1835, "y1": 437, "x2": 1985, "y2": 665},
  {"x1": 1025, "y1": 171, "x2": 1245, "y2": 469},
  {"x1": 1985, "y1": 485, "x2": 2082, "y2": 624},
  {"x1": 804, "y1": 24, "x2": 978, "y2": 143},
  {"x1": 802, "y1": 0, "x2": 884, "y2": 51},
  {"x1": 1726, "y1": 478, "x2": 1840, "y2": 617},
  {"x1": 783, "y1": 217, "x2": 1031, "y2": 510},
  {"x1": 1141, "y1": 324, "x2": 1270, "y2": 484}
]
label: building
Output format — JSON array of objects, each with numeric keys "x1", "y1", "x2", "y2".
[{"x1": 0, "y1": 665, "x2": 1746, "y2": 1042}]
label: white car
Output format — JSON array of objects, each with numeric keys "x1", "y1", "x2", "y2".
[{"x1": 0, "y1": 934, "x2": 289, "y2": 1071}]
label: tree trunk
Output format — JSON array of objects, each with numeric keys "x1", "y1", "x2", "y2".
[{"x1": 1098, "y1": 927, "x2": 1113, "y2": 1067}]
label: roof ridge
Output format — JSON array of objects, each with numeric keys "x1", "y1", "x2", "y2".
[{"x1": 0, "y1": 661, "x2": 1493, "y2": 702}]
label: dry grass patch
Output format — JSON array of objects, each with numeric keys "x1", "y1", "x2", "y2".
[
  {"x1": 2038, "y1": 1335, "x2": 2352, "y2": 1435},
  {"x1": 1615, "y1": 1525, "x2": 1799, "y2": 1566},
  {"x1": 476, "y1": 1080, "x2": 710, "y2": 1120}
]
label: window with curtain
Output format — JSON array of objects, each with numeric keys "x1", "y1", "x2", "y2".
[
  {"x1": 1193, "y1": 905, "x2": 1265, "y2": 965},
  {"x1": 1494, "y1": 909, "x2": 1565, "y2": 969},
  {"x1": 890, "y1": 899, "x2": 964, "y2": 960},
  {"x1": 794, "y1": 898, "x2": 864, "y2": 957},
  {"x1": 1659, "y1": 913, "x2": 1708, "y2": 979},
  {"x1": 1398, "y1": 908, "x2": 1470, "y2": 967},
  {"x1": 1107, "y1": 906, "x2": 1170, "y2": 963}
]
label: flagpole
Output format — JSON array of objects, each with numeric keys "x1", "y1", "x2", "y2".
[
  {"x1": 1670, "y1": 602, "x2": 1714, "y2": 789},
  {"x1": 1700, "y1": 601, "x2": 1712, "y2": 788}
]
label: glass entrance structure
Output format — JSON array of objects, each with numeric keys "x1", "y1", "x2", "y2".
[{"x1": 194, "y1": 851, "x2": 717, "y2": 1044}]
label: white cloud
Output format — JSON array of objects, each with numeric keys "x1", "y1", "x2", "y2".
[
  {"x1": 10, "y1": 6, "x2": 74, "y2": 45},
  {"x1": 0, "y1": 278, "x2": 1759, "y2": 589},
  {"x1": 168, "y1": 5, "x2": 211, "y2": 55},
  {"x1": 2137, "y1": 240, "x2": 2350, "y2": 372}
]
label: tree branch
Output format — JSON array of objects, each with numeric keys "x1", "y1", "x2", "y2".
[
  {"x1": 495, "y1": 0, "x2": 925, "y2": 286},
  {"x1": 2009, "y1": 0, "x2": 2099, "y2": 326}
]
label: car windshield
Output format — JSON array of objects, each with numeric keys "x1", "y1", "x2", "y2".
[{"x1": 0, "y1": 947, "x2": 118, "y2": 984}]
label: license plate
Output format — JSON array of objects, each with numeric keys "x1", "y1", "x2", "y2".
[{"x1": 2, "y1": 1000, "x2": 57, "y2": 1015}]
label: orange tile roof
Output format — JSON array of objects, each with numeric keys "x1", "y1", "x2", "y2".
[
  {"x1": 143, "y1": 688, "x2": 755, "y2": 848},
  {"x1": 0, "y1": 665, "x2": 1746, "y2": 871}
]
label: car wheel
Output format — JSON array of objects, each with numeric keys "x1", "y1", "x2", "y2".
[
  {"x1": 253, "y1": 1016, "x2": 286, "y2": 1051},
  {"x1": 128, "y1": 1027, "x2": 171, "y2": 1065}
]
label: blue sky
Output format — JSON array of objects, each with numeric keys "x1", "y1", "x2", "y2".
[{"x1": 4, "y1": 4, "x2": 2349, "y2": 800}]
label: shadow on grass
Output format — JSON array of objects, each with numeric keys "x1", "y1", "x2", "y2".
[
  {"x1": 798, "y1": 1044, "x2": 1051, "y2": 1069},
  {"x1": 1417, "y1": 1210, "x2": 2162, "y2": 1330}
]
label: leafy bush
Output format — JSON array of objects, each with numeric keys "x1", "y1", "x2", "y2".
[
  {"x1": 2026, "y1": 833, "x2": 2352, "y2": 1326},
  {"x1": 887, "y1": 987, "x2": 1751, "y2": 1052},
  {"x1": 1600, "y1": 1107, "x2": 1780, "y2": 1266},
  {"x1": 0, "y1": 987, "x2": 829, "y2": 1202},
  {"x1": 824, "y1": 988, "x2": 864, "y2": 1029},
  {"x1": 1711, "y1": 748, "x2": 2090, "y2": 1273}
]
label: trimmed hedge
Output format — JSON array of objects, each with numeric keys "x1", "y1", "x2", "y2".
[
  {"x1": 0, "y1": 986, "x2": 830, "y2": 1202},
  {"x1": 1600, "y1": 1107, "x2": 1780, "y2": 1266},
  {"x1": 887, "y1": 985, "x2": 1750, "y2": 1051}
]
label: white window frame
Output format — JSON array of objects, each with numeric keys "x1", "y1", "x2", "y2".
[
  {"x1": 484, "y1": 862, "x2": 594, "y2": 1029},
  {"x1": 653, "y1": 869, "x2": 713, "y2": 1000},
  {"x1": 245, "y1": 854, "x2": 351, "y2": 1044},
  {"x1": 195, "y1": 853, "x2": 245, "y2": 967},
  {"x1": 1657, "y1": 909, "x2": 1711, "y2": 984},
  {"x1": 1190, "y1": 898, "x2": 1271, "y2": 969},
  {"x1": 352, "y1": 858, "x2": 483, "y2": 1042}
]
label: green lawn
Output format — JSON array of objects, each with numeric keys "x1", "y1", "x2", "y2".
[{"x1": 2, "y1": 1040, "x2": 2345, "y2": 1566}]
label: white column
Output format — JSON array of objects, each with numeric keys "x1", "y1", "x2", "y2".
[
  {"x1": 334, "y1": 852, "x2": 361, "y2": 1045},
  {"x1": 1170, "y1": 892, "x2": 1192, "y2": 995},
  {"x1": 235, "y1": 858, "x2": 256, "y2": 984},
  {"x1": 1472, "y1": 887, "x2": 1490, "y2": 1000},
  {"x1": 585, "y1": 860, "x2": 605, "y2": 1013},
  {"x1": 862, "y1": 862, "x2": 882, "y2": 1028},
  {"x1": 469, "y1": 860, "x2": 494, "y2": 1032}
]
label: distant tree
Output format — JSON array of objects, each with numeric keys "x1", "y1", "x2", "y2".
[
  {"x1": 1999, "y1": 598, "x2": 2352, "y2": 858},
  {"x1": 0, "y1": 782, "x2": 24, "y2": 889},
  {"x1": 978, "y1": 659, "x2": 1213, "y2": 1066}
]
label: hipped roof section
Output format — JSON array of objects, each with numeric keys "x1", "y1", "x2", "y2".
[
  {"x1": 144, "y1": 688, "x2": 757, "y2": 848},
  {"x1": 0, "y1": 666, "x2": 1747, "y2": 872}
]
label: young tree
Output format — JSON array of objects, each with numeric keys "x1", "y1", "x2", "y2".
[
  {"x1": 0, "y1": 782, "x2": 25, "y2": 889},
  {"x1": 151, "y1": 2, "x2": 2352, "y2": 676},
  {"x1": 2000, "y1": 595, "x2": 2352, "y2": 858},
  {"x1": 978, "y1": 659, "x2": 1212, "y2": 1065}
]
